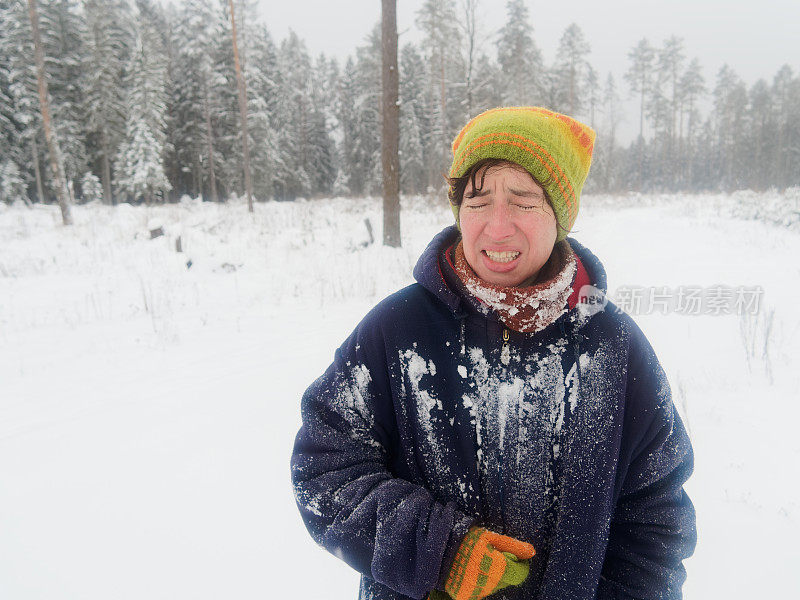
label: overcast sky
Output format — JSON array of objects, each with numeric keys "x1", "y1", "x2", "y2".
[{"x1": 255, "y1": 0, "x2": 799, "y2": 142}]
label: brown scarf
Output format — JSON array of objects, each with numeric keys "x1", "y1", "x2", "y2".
[{"x1": 452, "y1": 240, "x2": 577, "y2": 333}]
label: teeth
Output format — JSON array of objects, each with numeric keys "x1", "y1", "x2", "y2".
[{"x1": 484, "y1": 250, "x2": 520, "y2": 263}]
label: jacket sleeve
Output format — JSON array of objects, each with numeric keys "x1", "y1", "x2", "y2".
[
  {"x1": 597, "y1": 321, "x2": 697, "y2": 600},
  {"x1": 290, "y1": 307, "x2": 475, "y2": 600}
]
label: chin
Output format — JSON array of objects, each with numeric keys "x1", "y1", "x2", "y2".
[{"x1": 479, "y1": 271, "x2": 523, "y2": 287}]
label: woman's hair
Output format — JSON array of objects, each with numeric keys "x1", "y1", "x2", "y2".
[{"x1": 445, "y1": 158, "x2": 554, "y2": 207}]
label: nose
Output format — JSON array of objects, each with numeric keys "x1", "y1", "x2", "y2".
[{"x1": 484, "y1": 201, "x2": 515, "y2": 239}]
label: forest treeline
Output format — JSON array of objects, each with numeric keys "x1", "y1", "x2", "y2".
[{"x1": 1, "y1": 0, "x2": 799, "y2": 206}]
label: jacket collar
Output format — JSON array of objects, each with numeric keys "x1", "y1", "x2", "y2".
[{"x1": 413, "y1": 226, "x2": 609, "y2": 326}]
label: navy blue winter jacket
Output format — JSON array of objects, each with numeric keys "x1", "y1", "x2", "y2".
[{"x1": 291, "y1": 226, "x2": 696, "y2": 600}]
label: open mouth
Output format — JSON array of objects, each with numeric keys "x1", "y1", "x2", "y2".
[{"x1": 483, "y1": 249, "x2": 520, "y2": 264}]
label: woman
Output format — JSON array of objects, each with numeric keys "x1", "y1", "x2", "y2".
[{"x1": 291, "y1": 107, "x2": 696, "y2": 600}]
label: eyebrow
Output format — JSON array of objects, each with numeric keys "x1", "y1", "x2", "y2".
[
  {"x1": 467, "y1": 186, "x2": 545, "y2": 199},
  {"x1": 508, "y1": 187, "x2": 544, "y2": 198}
]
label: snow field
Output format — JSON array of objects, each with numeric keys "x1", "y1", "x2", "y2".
[{"x1": 1, "y1": 192, "x2": 798, "y2": 598}]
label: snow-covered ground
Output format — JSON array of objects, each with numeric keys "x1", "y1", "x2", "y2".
[{"x1": 1, "y1": 192, "x2": 798, "y2": 599}]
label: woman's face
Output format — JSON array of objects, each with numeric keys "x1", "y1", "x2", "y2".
[{"x1": 459, "y1": 162, "x2": 557, "y2": 287}]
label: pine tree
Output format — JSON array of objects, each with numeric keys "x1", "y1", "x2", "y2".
[
  {"x1": 415, "y1": 0, "x2": 461, "y2": 177},
  {"x1": 273, "y1": 30, "x2": 314, "y2": 199},
  {"x1": 595, "y1": 73, "x2": 621, "y2": 192},
  {"x1": 115, "y1": 1, "x2": 171, "y2": 204},
  {"x1": 306, "y1": 54, "x2": 336, "y2": 196},
  {"x1": 584, "y1": 64, "x2": 599, "y2": 129},
  {"x1": 458, "y1": 0, "x2": 480, "y2": 116},
  {"x1": 0, "y1": 1, "x2": 27, "y2": 178},
  {"x1": 39, "y1": 0, "x2": 88, "y2": 196},
  {"x1": 624, "y1": 37, "x2": 655, "y2": 190},
  {"x1": 772, "y1": 65, "x2": 799, "y2": 189},
  {"x1": 228, "y1": 0, "x2": 254, "y2": 211},
  {"x1": 496, "y1": 0, "x2": 543, "y2": 106},
  {"x1": 171, "y1": 0, "x2": 225, "y2": 201},
  {"x1": 245, "y1": 23, "x2": 281, "y2": 199},
  {"x1": 677, "y1": 58, "x2": 705, "y2": 189},
  {"x1": 27, "y1": 0, "x2": 72, "y2": 223},
  {"x1": 712, "y1": 64, "x2": 748, "y2": 191},
  {"x1": 2, "y1": 0, "x2": 47, "y2": 203},
  {"x1": 553, "y1": 23, "x2": 590, "y2": 116},
  {"x1": 624, "y1": 38, "x2": 655, "y2": 142},
  {"x1": 83, "y1": 0, "x2": 132, "y2": 203},
  {"x1": 0, "y1": 159, "x2": 29, "y2": 205},
  {"x1": 399, "y1": 43, "x2": 429, "y2": 195}
]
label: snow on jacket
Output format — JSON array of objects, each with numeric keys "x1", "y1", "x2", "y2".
[{"x1": 290, "y1": 225, "x2": 696, "y2": 600}]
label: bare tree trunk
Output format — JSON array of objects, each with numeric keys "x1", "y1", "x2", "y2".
[
  {"x1": 100, "y1": 129, "x2": 113, "y2": 204},
  {"x1": 31, "y1": 135, "x2": 44, "y2": 203},
  {"x1": 228, "y1": 0, "x2": 253, "y2": 212},
  {"x1": 27, "y1": 0, "x2": 72, "y2": 225},
  {"x1": 203, "y1": 76, "x2": 219, "y2": 203},
  {"x1": 381, "y1": 0, "x2": 400, "y2": 247},
  {"x1": 440, "y1": 54, "x2": 448, "y2": 172},
  {"x1": 569, "y1": 64, "x2": 575, "y2": 115},
  {"x1": 194, "y1": 152, "x2": 202, "y2": 199}
]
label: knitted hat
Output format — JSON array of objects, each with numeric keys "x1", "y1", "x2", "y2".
[{"x1": 448, "y1": 106, "x2": 596, "y2": 242}]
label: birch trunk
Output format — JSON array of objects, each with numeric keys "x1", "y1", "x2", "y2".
[{"x1": 228, "y1": 0, "x2": 253, "y2": 212}]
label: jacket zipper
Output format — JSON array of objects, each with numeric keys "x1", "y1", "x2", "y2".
[{"x1": 497, "y1": 327, "x2": 510, "y2": 532}]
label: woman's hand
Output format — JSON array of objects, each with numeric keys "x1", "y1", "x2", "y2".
[{"x1": 428, "y1": 526, "x2": 536, "y2": 600}]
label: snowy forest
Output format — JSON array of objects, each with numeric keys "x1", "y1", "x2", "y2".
[{"x1": 1, "y1": 0, "x2": 799, "y2": 208}]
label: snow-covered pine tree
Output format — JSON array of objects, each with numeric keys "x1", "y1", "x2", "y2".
[
  {"x1": 584, "y1": 65, "x2": 599, "y2": 130},
  {"x1": 272, "y1": 30, "x2": 313, "y2": 200},
  {"x1": 171, "y1": 0, "x2": 224, "y2": 201},
  {"x1": 658, "y1": 36, "x2": 685, "y2": 149},
  {"x1": 553, "y1": 23, "x2": 591, "y2": 116},
  {"x1": 27, "y1": 0, "x2": 72, "y2": 223},
  {"x1": 206, "y1": 0, "x2": 242, "y2": 200},
  {"x1": 599, "y1": 73, "x2": 622, "y2": 192},
  {"x1": 772, "y1": 65, "x2": 800, "y2": 190},
  {"x1": 227, "y1": 0, "x2": 254, "y2": 210},
  {"x1": 38, "y1": 0, "x2": 89, "y2": 199},
  {"x1": 79, "y1": 170, "x2": 102, "y2": 203},
  {"x1": 0, "y1": 159, "x2": 29, "y2": 205},
  {"x1": 1, "y1": 0, "x2": 46, "y2": 203},
  {"x1": 496, "y1": 0, "x2": 544, "y2": 106},
  {"x1": 624, "y1": 37, "x2": 655, "y2": 190},
  {"x1": 0, "y1": 1, "x2": 25, "y2": 173},
  {"x1": 625, "y1": 38, "x2": 655, "y2": 143},
  {"x1": 83, "y1": 0, "x2": 132, "y2": 204},
  {"x1": 244, "y1": 23, "x2": 281, "y2": 200},
  {"x1": 677, "y1": 57, "x2": 705, "y2": 189},
  {"x1": 336, "y1": 56, "x2": 359, "y2": 196},
  {"x1": 399, "y1": 43, "x2": 429, "y2": 195},
  {"x1": 711, "y1": 64, "x2": 748, "y2": 192},
  {"x1": 306, "y1": 54, "x2": 336, "y2": 197},
  {"x1": 354, "y1": 25, "x2": 383, "y2": 197},
  {"x1": 115, "y1": 0, "x2": 171, "y2": 204},
  {"x1": 415, "y1": 0, "x2": 461, "y2": 178}
]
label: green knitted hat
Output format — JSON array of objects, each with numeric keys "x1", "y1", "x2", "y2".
[{"x1": 448, "y1": 106, "x2": 596, "y2": 242}]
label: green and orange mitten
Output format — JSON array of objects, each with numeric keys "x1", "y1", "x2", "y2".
[{"x1": 427, "y1": 526, "x2": 536, "y2": 600}]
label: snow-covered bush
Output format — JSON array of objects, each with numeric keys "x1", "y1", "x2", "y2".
[
  {"x1": 0, "y1": 160, "x2": 28, "y2": 205},
  {"x1": 81, "y1": 172, "x2": 103, "y2": 204}
]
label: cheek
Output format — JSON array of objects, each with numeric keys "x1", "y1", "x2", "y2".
[{"x1": 459, "y1": 212, "x2": 482, "y2": 240}]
